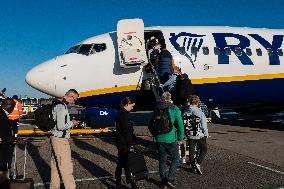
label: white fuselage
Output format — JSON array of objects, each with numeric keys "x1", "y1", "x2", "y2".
[{"x1": 26, "y1": 26, "x2": 284, "y2": 110}]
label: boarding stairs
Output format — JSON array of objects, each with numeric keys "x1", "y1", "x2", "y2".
[{"x1": 146, "y1": 62, "x2": 164, "y2": 103}]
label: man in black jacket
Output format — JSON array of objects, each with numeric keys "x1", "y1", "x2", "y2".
[{"x1": 0, "y1": 98, "x2": 16, "y2": 183}]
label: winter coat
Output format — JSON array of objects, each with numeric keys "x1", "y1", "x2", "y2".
[
  {"x1": 156, "y1": 49, "x2": 174, "y2": 76},
  {"x1": 182, "y1": 105, "x2": 208, "y2": 140},
  {"x1": 115, "y1": 108, "x2": 134, "y2": 153}
]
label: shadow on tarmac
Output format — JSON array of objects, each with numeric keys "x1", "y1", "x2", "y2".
[
  {"x1": 72, "y1": 150, "x2": 115, "y2": 188},
  {"x1": 20, "y1": 143, "x2": 50, "y2": 189},
  {"x1": 73, "y1": 140, "x2": 117, "y2": 163}
]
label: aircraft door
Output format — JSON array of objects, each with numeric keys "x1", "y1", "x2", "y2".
[{"x1": 117, "y1": 18, "x2": 148, "y2": 68}]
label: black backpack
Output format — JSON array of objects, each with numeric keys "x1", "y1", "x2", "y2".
[
  {"x1": 34, "y1": 100, "x2": 64, "y2": 132},
  {"x1": 182, "y1": 113, "x2": 201, "y2": 137},
  {"x1": 149, "y1": 107, "x2": 173, "y2": 136}
]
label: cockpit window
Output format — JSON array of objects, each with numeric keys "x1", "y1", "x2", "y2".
[
  {"x1": 78, "y1": 44, "x2": 93, "y2": 55},
  {"x1": 65, "y1": 43, "x2": 107, "y2": 55},
  {"x1": 65, "y1": 45, "x2": 80, "y2": 54},
  {"x1": 93, "y1": 43, "x2": 107, "y2": 53}
]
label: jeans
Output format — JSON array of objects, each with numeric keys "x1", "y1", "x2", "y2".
[
  {"x1": 188, "y1": 137, "x2": 207, "y2": 164},
  {"x1": 157, "y1": 142, "x2": 180, "y2": 181}
]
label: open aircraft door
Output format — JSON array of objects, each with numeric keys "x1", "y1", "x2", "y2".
[{"x1": 117, "y1": 18, "x2": 148, "y2": 68}]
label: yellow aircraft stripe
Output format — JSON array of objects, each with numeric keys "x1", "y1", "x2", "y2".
[
  {"x1": 79, "y1": 73, "x2": 284, "y2": 97},
  {"x1": 192, "y1": 73, "x2": 284, "y2": 84},
  {"x1": 80, "y1": 85, "x2": 139, "y2": 97}
]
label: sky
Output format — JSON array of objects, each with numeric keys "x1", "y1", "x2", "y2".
[{"x1": 0, "y1": 0, "x2": 284, "y2": 98}]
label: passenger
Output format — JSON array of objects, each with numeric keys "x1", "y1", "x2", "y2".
[
  {"x1": 8, "y1": 95, "x2": 23, "y2": 136},
  {"x1": 49, "y1": 89, "x2": 80, "y2": 189},
  {"x1": 155, "y1": 92, "x2": 184, "y2": 188},
  {"x1": 0, "y1": 98, "x2": 16, "y2": 182},
  {"x1": 148, "y1": 41, "x2": 161, "y2": 64},
  {"x1": 174, "y1": 73, "x2": 193, "y2": 107},
  {"x1": 180, "y1": 93, "x2": 209, "y2": 162},
  {"x1": 182, "y1": 95, "x2": 208, "y2": 175},
  {"x1": 155, "y1": 45, "x2": 176, "y2": 84},
  {"x1": 145, "y1": 39, "x2": 161, "y2": 74},
  {"x1": 188, "y1": 92, "x2": 209, "y2": 118},
  {"x1": 115, "y1": 97, "x2": 139, "y2": 189},
  {"x1": 147, "y1": 36, "x2": 158, "y2": 51},
  {"x1": 161, "y1": 67, "x2": 181, "y2": 93}
]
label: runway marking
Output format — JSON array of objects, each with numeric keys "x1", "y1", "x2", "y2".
[
  {"x1": 34, "y1": 170, "x2": 158, "y2": 187},
  {"x1": 247, "y1": 162, "x2": 284, "y2": 176}
]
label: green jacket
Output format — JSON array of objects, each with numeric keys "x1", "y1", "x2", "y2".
[{"x1": 155, "y1": 102, "x2": 184, "y2": 143}]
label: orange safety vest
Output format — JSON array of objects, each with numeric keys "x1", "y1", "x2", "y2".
[{"x1": 8, "y1": 100, "x2": 23, "y2": 120}]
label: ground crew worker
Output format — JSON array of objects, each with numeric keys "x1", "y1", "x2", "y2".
[{"x1": 8, "y1": 95, "x2": 22, "y2": 136}]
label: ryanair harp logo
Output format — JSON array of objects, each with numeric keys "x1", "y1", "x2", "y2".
[{"x1": 169, "y1": 32, "x2": 206, "y2": 68}]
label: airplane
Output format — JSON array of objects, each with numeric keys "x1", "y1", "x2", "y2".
[{"x1": 25, "y1": 18, "x2": 284, "y2": 122}]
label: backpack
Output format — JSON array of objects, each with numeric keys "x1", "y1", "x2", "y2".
[
  {"x1": 34, "y1": 100, "x2": 64, "y2": 132},
  {"x1": 149, "y1": 107, "x2": 173, "y2": 136},
  {"x1": 182, "y1": 113, "x2": 201, "y2": 137}
]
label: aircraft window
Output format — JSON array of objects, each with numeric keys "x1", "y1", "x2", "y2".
[
  {"x1": 65, "y1": 45, "x2": 80, "y2": 54},
  {"x1": 224, "y1": 47, "x2": 231, "y2": 55},
  {"x1": 92, "y1": 43, "x2": 107, "y2": 53},
  {"x1": 267, "y1": 48, "x2": 273, "y2": 56},
  {"x1": 214, "y1": 47, "x2": 220, "y2": 55},
  {"x1": 78, "y1": 44, "x2": 93, "y2": 55},
  {"x1": 277, "y1": 49, "x2": 283, "y2": 56},
  {"x1": 246, "y1": 48, "x2": 252, "y2": 56},
  {"x1": 235, "y1": 47, "x2": 242, "y2": 56},
  {"x1": 256, "y1": 48, "x2": 262, "y2": 56},
  {"x1": 191, "y1": 46, "x2": 198, "y2": 55},
  {"x1": 202, "y1": 47, "x2": 209, "y2": 55}
]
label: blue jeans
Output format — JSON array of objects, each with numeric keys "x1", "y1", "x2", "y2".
[{"x1": 157, "y1": 142, "x2": 180, "y2": 181}]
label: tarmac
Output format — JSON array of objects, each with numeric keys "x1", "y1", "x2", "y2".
[{"x1": 12, "y1": 111, "x2": 284, "y2": 189}]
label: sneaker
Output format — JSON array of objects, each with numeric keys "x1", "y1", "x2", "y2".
[
  {"x1": 195, "y1": 163, "x2": 203, "y2": 175},
  {"x1": 167, "y1": 180, "x2": 176, "y2": 188}
]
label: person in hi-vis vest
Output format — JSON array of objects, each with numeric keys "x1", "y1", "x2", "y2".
[{"x1": 8, "y1": 95, "x2": 22, "y2": 136}]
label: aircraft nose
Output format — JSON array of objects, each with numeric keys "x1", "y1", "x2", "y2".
[{"x1": 26, "y1": 60, "x2": 55, "y2": 95}]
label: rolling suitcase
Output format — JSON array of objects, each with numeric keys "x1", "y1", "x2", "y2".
[
  {"x1": 9, "y1": 143, "x2": 34, "y2": 189},
  {"x1": 127, "y1": 151, "x2": 149, "y2": 182}
]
